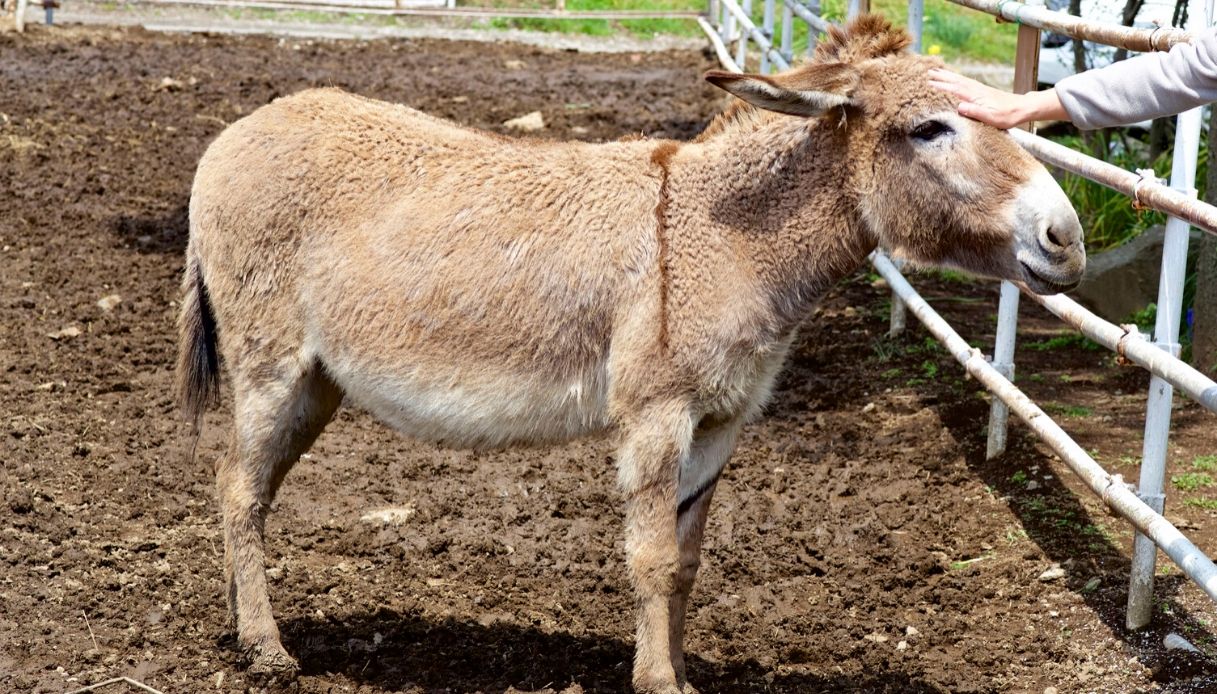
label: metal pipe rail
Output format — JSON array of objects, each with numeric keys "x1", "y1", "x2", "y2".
[
  {"x1": 718, "y1": 0, "x2": 792, "y2": 71},
  {"x1": 947, "y1": 0, "x2": 1191, "y2": 52},
  {"x1": 699, "y1": 16, "x2": 743, "y2": 71},
  {"x1": 872, "y1": 252, "x2": 1217, "y2": 606},
  {"x1": 1025, "y1": 290, "x2": 1217, "y2": 413},
  {"x1": 1010, "y1": 129, "x2": 1217, "y2": 238},
  {"x1": 783, "y1": 0, "x2": 832, "y2": 35}
]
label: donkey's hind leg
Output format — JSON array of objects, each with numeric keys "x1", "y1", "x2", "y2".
[{"x1": 218, "y1": 359, "x2": 343, "y2": 674}]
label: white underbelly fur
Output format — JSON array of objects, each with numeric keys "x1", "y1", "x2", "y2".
[{"x1": 325, "y1": 355, "x2": 612, "y2": 448}]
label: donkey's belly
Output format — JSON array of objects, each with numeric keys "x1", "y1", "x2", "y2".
[{"x1": 325, "y1": 357, "x2": 612, "y2": 448}]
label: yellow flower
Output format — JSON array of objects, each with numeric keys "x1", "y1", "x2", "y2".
[{"x1": 927, "y1": 44, "x2": 942, "y2": 55}]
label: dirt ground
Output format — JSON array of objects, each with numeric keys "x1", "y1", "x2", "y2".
[{"x1": 3, "y1": 23, "x2": 1217, "y2": 694}]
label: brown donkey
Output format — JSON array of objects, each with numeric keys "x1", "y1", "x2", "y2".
[{"x1": 178, "y1": 16, "x2": 1084, "y2": 693}]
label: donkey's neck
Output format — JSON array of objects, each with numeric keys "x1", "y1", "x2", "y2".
[{"x1": 669, "y1": 115, "x2": 877, "y2": 331}]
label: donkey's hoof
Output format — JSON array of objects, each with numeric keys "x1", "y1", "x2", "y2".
[
  {"x1": 679, "y1": 683, "x2": 700, "y2": 694},
  {"x1": 247, "y1": 646, "x2": 300, "y2": 676}
]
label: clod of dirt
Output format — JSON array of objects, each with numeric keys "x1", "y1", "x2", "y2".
[
  {"x1": 1038, "y1": 564, "x2": 1066, "y2": 582},
  {"x1": 504, "y1": 59, "x2": 526, "y2": 70},
  {"x1": 96, "y1": 293, "x2": 121, "y2": 312},
  {"x1": 47, "y1": 325, "x2": 81, "y2": 340},
  {"x1": 504, "y1": 111, "x2": 545, "y2": 131}
]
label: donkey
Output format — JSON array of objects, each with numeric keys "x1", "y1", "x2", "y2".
[{"x1": 177, "y1": 15, "x2": 1084, "y2": 693}]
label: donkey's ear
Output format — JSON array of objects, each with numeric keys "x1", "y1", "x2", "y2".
[{"x1": 704, "y1": 65, "x2": 858, "y2": 117}]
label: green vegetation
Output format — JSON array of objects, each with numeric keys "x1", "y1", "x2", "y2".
[
  {"x1": 1044, "y1": 403, "x2": 1093, "y2": 418},
  {"x1": 485, "y1": 0, "x2": 704, "y2": 38},
  {"x1": 1025, "y1": 332, "x2": 1105, "y2": 353},
  {"x1": 1172, "y1": 472, "x2": 1215, "y2": 492},
  {"x1": 1183, "y1": 497, "x2": 1217, "y2": 510},
  {"x1": 1194, "y1": 455, "x2": 1217, "y2": 472},
  {"x1": 1010, "y1": 470, "x2": 1028, "y2": 486}
]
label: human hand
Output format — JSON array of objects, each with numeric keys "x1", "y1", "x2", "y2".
[{"x1": 928, "y1": 68, "x2": 1065, "y2": 129}]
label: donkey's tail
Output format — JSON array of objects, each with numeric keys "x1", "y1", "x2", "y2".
[{"x1": 175, "y1": 250, "x2": 220, "y2": 430}]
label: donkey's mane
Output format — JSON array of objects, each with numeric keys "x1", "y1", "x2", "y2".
[{"x1": 695, "y1": 14, "x2": 910, "y2": 141}]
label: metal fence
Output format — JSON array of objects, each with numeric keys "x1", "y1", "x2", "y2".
[{"x1": 702, "y1": 0, "x2": 1217, "y2": 630}]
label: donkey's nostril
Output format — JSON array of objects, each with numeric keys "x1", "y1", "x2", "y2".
[{"x1": 1046, "y1": 228, "x2": 1063, "y2": 248}]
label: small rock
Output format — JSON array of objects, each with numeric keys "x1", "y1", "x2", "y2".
[
  {"x1": 862, "y1": 402, "x2": 876, "y2": 413},
  {"x1": 96, "y1": 293, "x2": 121, "y2": 312},
  {"x1": 503, "y1": 59, "x2": 526, "y2": 70},
  {"x1": 1025, "y1": 480, "x2": 1041, "y2": 491},
  {"x1": 870, "y1": 278, "x2": 889, "y2": 290},
  {"x1": 1164, "y1": 632, "x2": 1200, "y2": 652},
  {"x1": 896, "y1": 640, "x2": 908, "y2": 651},
  {"x1": 155, "y1": 76, "x2": 184, "y2": 92},
  {"x1": 451, "y1": 95, "x2": 469, "y2": 103},
  {"x1": 905, "y1": 625, "x2": 920, "y2": 637},
  {"x1": 503, "y1": 111, "x2": 545, "y2": 132},
  {"x1": 863, "y1": 631, "x2": 888, "y2": 643},
  {"x1": 360, "y1": 506, "x2": 415, "y2": 525},
  {"x1": 48, "y1": 326, "x2": 81, "y2": 340},
  {"x1": 1039, "y1": 565, "x2": 1066, "y2": 582},
  {"x1": 1081, "y1": 576, "x2": 1101, "y2": 593},
  {"x1": 842, "y1": 306, "x2": 858, "y2": 318},
  {"x1": 1044, "y1": 687, "x2": 1059, "y2": 694},
  {"x1": 571, "y1": 126, "x2": 590, "y2": 135}
]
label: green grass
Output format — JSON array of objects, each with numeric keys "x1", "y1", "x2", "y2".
[
  {"x1": 484, "y1": 0, "x2": 704, "y2": 38},
  {"x1": 1194, "y1": 455, "x2": 1217, "y2": 472},
  {"x1": 1044, "y1": 403, "x2": 1093, "y2": 418},
  {"x1": 1025, "y1": 333, "x2": 1105, "y2": 353},
  {"x1": 1184, "y1": 498, "x2": 1217, "y2": 510},
  {"x1": 1172, "y1": 472, "x2": 1216, "y2": 493}
]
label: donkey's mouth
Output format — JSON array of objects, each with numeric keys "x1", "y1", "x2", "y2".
[{"x1": 1019, "y1": 261, "x2": 1080, "y2": 295}]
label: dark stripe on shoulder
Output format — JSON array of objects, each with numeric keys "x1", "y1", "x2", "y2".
[{"x1": 650, "y1": 140, "x2": 680, "y2": 352}]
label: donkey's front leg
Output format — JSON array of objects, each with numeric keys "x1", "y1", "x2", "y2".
[
  {"x1": 668, "y1": 417, "x2": 742, "y2": 692},
  {"x1": 619, "y1": 400, "x2": 695, "y2": 694}
]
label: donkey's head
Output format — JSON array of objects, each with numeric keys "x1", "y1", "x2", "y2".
[{"x1": 705, "y1": 15, "x2": 1085, "y2": 294}]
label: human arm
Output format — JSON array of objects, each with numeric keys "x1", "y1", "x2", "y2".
[{"x1": 1055, "y1": 26, "x2": 1217, "y2": 129}]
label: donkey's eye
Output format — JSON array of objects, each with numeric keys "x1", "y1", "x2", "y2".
[{"x1": 909, "y1": 120, "x2": 953, "y2": 142}]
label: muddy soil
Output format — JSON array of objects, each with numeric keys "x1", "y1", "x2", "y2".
[{"x1": 2, "y1": 23, "x2": 1216, "y2": 694}]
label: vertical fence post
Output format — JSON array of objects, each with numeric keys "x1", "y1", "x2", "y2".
[
  {"x1": 781, "y1": 0, "x2": 794, "y2": 63},
  {"x1": 722, "y1": 0, "x2": 735, "y2": 44},
  {"x1": 848, "y1": 0, "x2": 869, "y2": 18},
  {"x1": 807, "y1": 0, "x2": 821, "y2": 57},
  {"x1": 1127, "y1": 104, "x2": 1205, "y2": 631},
  {"x1": 15, "y1": 0, "x2": 28, "y2": 32},
  {"x1": 908, "y1": 0, "x2": 924, "y2": 54},
  {"x1": 986, "y1": 0, "x2": 1042, "y2": 460},
  {"x1": 761, "y1": 0, "x2": 775, "y2": 73},
  {"x1": 735, "y1": 0, "x2": 753, "y2": 69}
]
